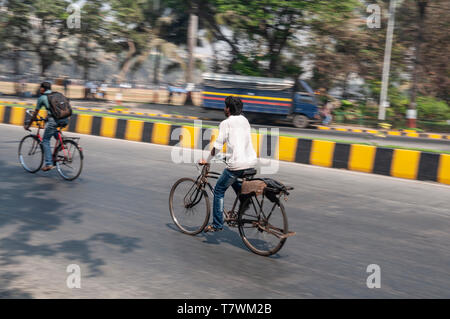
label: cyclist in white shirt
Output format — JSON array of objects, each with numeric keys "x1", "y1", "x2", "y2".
[{"x1": 200, "y1": 96, "x2": 257, "y2": 232}]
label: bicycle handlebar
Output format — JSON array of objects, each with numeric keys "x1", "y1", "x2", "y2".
[
  {"x1": 198, "y1": 162, "x2": 209, "y2": 166},
  {"x1": 25, "y1": 109, "x2": 46, "y2": 122}
]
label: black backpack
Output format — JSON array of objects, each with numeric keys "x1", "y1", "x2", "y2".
[{"x1": 45, "y1": 92, "x2": 72, "y2": 119}]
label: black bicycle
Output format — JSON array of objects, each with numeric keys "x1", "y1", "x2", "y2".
[
  {"x1": 18, "y1": 109, "x2": 84, "y2": 181},
  {"x1": 169, "y1": 163, "x2": 295, "y2": 256}
]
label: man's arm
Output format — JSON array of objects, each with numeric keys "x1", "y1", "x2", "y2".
[
  {"x1": 200, "y1": 122, "x2": 226, "y2": 164},
  {"x1": 24, "y1": 109, "x2": 39, "y2": 130},
  {"x1": 199, "y1": 143, "x2": 219, "y2": 165},
  {"x1": 24, "y1": 96, "x2": 44, "y2": 130}
]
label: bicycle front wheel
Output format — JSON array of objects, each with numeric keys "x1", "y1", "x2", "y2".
[
  {"x1": 18, "y1": 135, "x2": 44, "y2": 173},
  {"x1": 55, "y1": 140, "x2": 83, "y2": 181},
  {"x1": 169, "y1": 178, "x2": 210, "y2": 235},
  {"x1": 238, "y1": 196, "x2": 288, "y2": 256}
]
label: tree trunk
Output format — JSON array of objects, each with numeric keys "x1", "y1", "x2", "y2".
[
  {"x1": 82, "y1": 40, "x2": 90, "y2": 81},
  {"x1": 12, "y1": 50, "x2": 21, "y2": 95},
  {"x1": 83, "y1": 63, "x2": 89, "y2": 82},
  {"x1": 409, "y1": 0, "x2": 428, "y2": 128},
  {"x1": 186, "y1": 10, "x2": 198, "y2": 83},
  {"x1": 185, "y1": 5, "x2": 198, "y2": 106},
  {"x1": 342, "y1": 72, "x2": 351, "y2": 99},
  {"x1": 116, "y1": 40, "x2": 137, "y2": 84},
  {"x1": 211, "y1": 42, "x2": 219, "y2": 72},
  {"x1": 40, "y1": 58, "x2": 50, "y2": 78},
  {"x1": 12, "y1": 50, "x2": 20, "y2": 76},
  {"x1": 153, "y1": 46, "x2": 161, "y2": 84},
  {"x1": 268, "y1": 46, "x2": 279, "y2": 77}
]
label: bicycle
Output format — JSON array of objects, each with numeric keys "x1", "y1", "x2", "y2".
[
  {"x1": 169, "y1": 162, "x2": 295, "y2": 256},
  {"x1": 18, "y1": 109, "x2": 84, "y2": 181}
]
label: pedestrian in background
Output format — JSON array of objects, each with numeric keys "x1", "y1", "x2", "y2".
[
  {"x1": 321, "y1": 104, "x2": 333, "y2": 126},
  {"x1": 63, "y1": 77, "x2": 71, "y2": 97}
]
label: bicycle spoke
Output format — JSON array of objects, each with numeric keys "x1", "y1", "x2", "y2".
[
  {"x1": 61, "y1": 163, "x2": 74, "y2": 170},
  {"x1": 56, "y1": 140, "x2": 82, "y2": 180},
  {"x1": 170, "y1": 178, "x2": 209, "y2": 235},
  {"x1": 19, "y1": 136, "x2": 43, "y2": 173},
  {"x1": 241, "y1": 224, "x2": 258, "y2": 229},
  {"x1": 238, "y1": 196, "x2": 288, "y2": 256}
]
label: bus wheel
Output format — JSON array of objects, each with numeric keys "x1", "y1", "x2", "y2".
[{"x1": 292, "y1": 115, "x2": 309, "y2": 128}]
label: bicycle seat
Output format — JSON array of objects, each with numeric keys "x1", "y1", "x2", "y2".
[{"x1": 241, "y1": 168, "x2": 257, "y2": 179}]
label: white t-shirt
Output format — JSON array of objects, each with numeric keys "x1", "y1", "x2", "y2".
[{"x1": 211, "y1": 115, "x2": 257, "y2": 171}]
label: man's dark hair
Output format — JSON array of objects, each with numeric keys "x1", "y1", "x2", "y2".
[
  {"x1": 40, "y1": 81, "x2": 51, "y2": 91},
  {"x1": 225, "y1": 96, "x2": 243, "y2": 115}
]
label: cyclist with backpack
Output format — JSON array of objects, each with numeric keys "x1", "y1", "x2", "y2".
[{"x1": 24, "y1": 81, "x2": 72, "y2": 171}]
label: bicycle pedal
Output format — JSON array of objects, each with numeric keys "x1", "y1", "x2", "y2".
[
  {"x1": 280, "y1": 231, "x2": 296, "y2": 239},
  {"x1": 224, "y1": 211, "x2": 237, "y2": 221}
]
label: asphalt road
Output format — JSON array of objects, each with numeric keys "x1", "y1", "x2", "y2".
[{"x1": 0, "y1": 123, "x2": 449, "y2": 298}]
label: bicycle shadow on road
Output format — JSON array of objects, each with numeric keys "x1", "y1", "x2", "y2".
[
  {"x1": 166, "y1": 223, "x2": 283, "y2": 258},
  {"x1": 200, "y1": 229, "x2": 284, "y2": 259},
  {"x1": 166, "y1": 223, "x2": 247, "y2": 249},
  {"x1": 165, "y1": 222, "x2": 245, "y2": 250}
]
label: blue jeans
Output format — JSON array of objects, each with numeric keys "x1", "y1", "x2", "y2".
[
  {"x1": 323, "y1": 115, "x2": 332, "y2": 125},
  {"x1": 212, "y1": 168, "x2": 246, "y2": 229},
  {"x1": 43, "y1": 117, "x2": 69, "y2": 166}
]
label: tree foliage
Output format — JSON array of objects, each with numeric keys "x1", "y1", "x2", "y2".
[{"x1": 0, "y1": 0, "x2": 448, "y2": 113}]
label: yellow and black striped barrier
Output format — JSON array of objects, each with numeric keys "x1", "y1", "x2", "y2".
[
  {"x1": 75, "y1": 106, "x2": 203, "y2": 121},
  {"x1": 1, "y1": 105, "x2": 449, "y2": 185},
  {"x1": 0, "y1": 100, "x2": 203, "y2": 121},
  {"x1": 1, "y1": 100, "x2": 448, "y2": 140},
  {"x1": 316, "y1": 125, "x2": 450, "y2": 140}
]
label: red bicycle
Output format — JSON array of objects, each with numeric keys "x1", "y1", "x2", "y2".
[{"x1": 18, "y1": 109, "x2": 84, "y2": 181}]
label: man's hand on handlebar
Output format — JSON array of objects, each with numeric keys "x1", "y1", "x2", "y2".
[
  {"x1": 198, "y1": 159, "x2": 210, "y2": 166},
  {"x1": 24, "y1": 109, "x2": 41, "y2": 131},
  {"x1": 24, "y1": 120, "x2": 32, "y2": 131}
]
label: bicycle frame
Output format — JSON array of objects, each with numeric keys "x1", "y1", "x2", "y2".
[
  {"x1": 197, "y1": 164, "x2": 296, "y2": 239},
  {"x1": 193, "y1": 165, "x2": 269, "y2": 225},
  {"x1": 27, "y1": 115, "x2": 78, "y2": 165}
]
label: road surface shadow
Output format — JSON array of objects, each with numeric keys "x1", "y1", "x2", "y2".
[
  {"x1": 0, "y1": 158, "x2": 142, "y2": 295},
  {"x1": 0, "y1": 272, "x2": 33, "y2": 298}
]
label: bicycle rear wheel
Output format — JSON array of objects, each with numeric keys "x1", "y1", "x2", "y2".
[
  {"x1": 18, "y1": 135, "x2": 44, "y2": 173},
  {"x1": 169, "y1": 177, "x2": 210, "y2": 235},
  {"x1": 238, "y1": 196, "x2": 288, "y2": 256},
  {"x1": 55, "y1": 140, "x2": 83, "y2": 181}
]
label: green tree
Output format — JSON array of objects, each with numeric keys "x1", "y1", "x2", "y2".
[
  {"x1": 197, "y1": 0, "x2": 358, "y2": 78},
  {"x1": 108, "y1": 0, "x2": 186, "y2": 84},
  {"x1": 416, "y1": 96, "x2": 450, "y2": 121},
  {"x1": 396, "y1": 0, "x2": 449, "y2": 104},
  {"x1": 28, "y1": 0, "x2": 71, "y2": 76},
  {"x1": 0, "y1": 0, "x2": 33, "y2": 80},
  {"x1": 69, "y1": 0, "x2": 108, "y2": 81},
  {"x1": 308, "y1": 0, "x2": 409, "y2": 100}
]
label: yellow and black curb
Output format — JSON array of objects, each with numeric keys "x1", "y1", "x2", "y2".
[
  {"x1": 0, "y1": 100, "x2": 204, "y2": 121},
  {"x1": 316, "y1": 125, "x2": 450, "y2": 140},
  {"x1": 75, "y1": 106, "x2": 204, "y2": 121},
  {"x1": 2, "y1": 100, "x2": 448, "y2": 140},
  {"x1": 1, "y1": 105, "x2": 449, "y2": 185}
]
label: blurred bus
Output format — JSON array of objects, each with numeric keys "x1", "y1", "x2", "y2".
[{"x1": 202, "y1": 73, "x2": 320, "y2": 128}]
